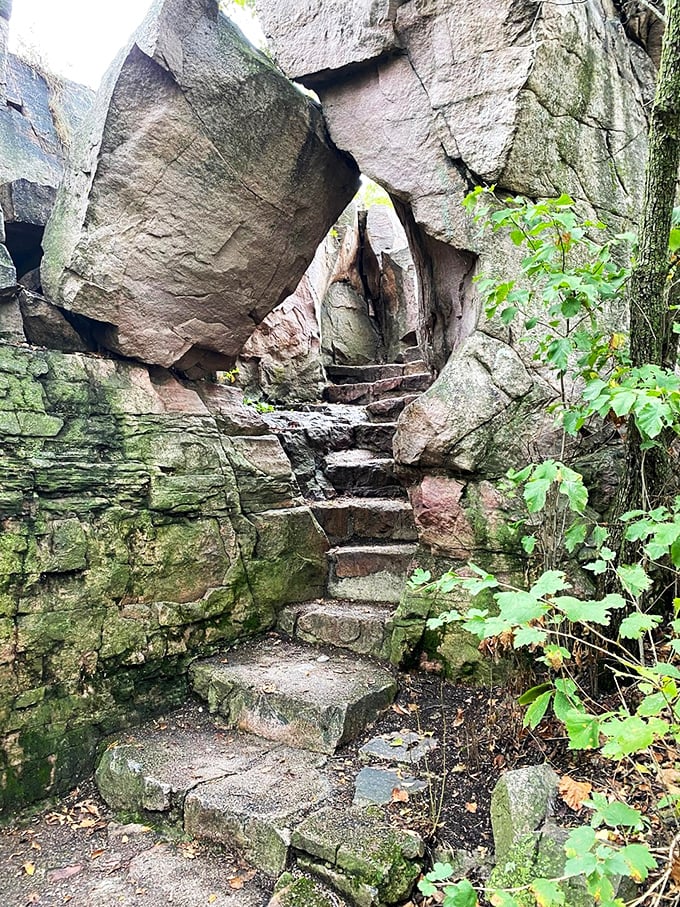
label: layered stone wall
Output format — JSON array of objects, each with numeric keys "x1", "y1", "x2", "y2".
[{"x1": 0, "y1": 344, "x2": 327, "y2": 812}]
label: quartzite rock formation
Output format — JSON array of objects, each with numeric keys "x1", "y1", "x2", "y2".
[
  {"x1": 257, "y1": 0, "x2": 656, "y2": 530},
  {"x1": 0, "y1": 344, "x2": 329, "y2": 811},
  {"x1": 0, "y1": 0, "x2": 663, "y2": 819},
  {"x1": 256, "y1": 0, "x2": 657, "y2": 678},
  {"x1": 41, "y1": 0, "x2": 359, "y2": 376}
]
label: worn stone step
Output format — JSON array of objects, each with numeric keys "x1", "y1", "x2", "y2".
[
  {"x1": 328, "y1": 543, "x2": 417, "y2": 603},
  {"x1": 324, "y1": 449, "x2": 404, "y2": 498},
  {"x1": 94, "y1": 704, "x2": 332, "y2": 876},
  {"x1": 325, "y1": 363, "x2": 405, "y2": 384},
  {"x1": 189, "y1": 638, "x2": 397, "y2": 754},
  {"x1": 270, "y1": 874, "x2": 351, "y2": 907},
  {"x1": 324, "y1": 372, "x2": 431, "y2": 405},
  {"x1": 397, "y1": 346, "x2": 424, "y2": 364},
  {"x1": 365, "y1": 394, "x2": 420, "y2": 422},
  {"x1": 312, "y1": 497, "x2": 417, "y2": 543},
  {"x1": 278, "y1": 599, "x2": 395, "y2": 659},
  {"x1": 353, "y1": 421, "x2": 396, "y2": 454},
  {"x1": 292, "y1": 806, "x2": 424, "y2": 906}
]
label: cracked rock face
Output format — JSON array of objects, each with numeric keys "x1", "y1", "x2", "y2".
[
  {"x1": 0, "y1": 9, "x2": 92, "y2": 297},
  {"x1": 41, "y1": 0, "x2": 359, "y2": 376},
  {"x1": 258, "y1": 0, "x2": 655, "y2": 471}
]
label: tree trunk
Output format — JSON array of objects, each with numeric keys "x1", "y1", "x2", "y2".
[{"x1": 619, "y1": 0, "x2": 680, "y2": 519}]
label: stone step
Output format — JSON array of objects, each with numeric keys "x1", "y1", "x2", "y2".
[
  {"x1": 94, "y1": 704, "x2": 332, "y2": 876},
  {"x1": 292, "y1": 806, "x2": 424, "y2": 907},
  {"x1": 352, "y1": 421, "x2": 396, "y2": 454},
  {"x1": 325, "y1": 363, "x2": 405, "y2": 384},
  {"x1": 365, "y1": 393, "x2": 420, "y2": 422},
  {"x1": 324, "y1": 449, "x2": 405, "y2": 498},
  {"x1": 312, "y1": 497, "x2": 417, "y2": 544},
  {"x1": 270, "y1": 875, "x2": 352, "y2": 907},
  {"x1": 189, "y1": 638, "x2": 397, "y2": 755},
  {"x1": 403, "y1": 358, "x2": 428, "y2": 375},
  {"x1": 397, "y1": 346, "x2": 424, "y2": 364},
  {"x1": 323, "y1": 372, "x2": 431, "y2": 405},
  {"x1": 328, "y1": 543, "x2": 417, "y2": 603},
  {"x1": 278, "y1": 599, "x2": 395, "y2": 659}
]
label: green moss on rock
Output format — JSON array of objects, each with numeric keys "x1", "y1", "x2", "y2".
[{"x1": 0, "y1": 344, "x2": 324, "y2": 812}]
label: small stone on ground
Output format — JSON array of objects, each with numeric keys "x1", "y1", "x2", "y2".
[
  {"x1": 359, "y1": 730, "x2": 437, "y2": 765},
  {"x1": 353, "y1": 767, "x2": 427, "y2": 807}
]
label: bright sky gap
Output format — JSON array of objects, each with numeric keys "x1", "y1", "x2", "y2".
[{"x1": 8, "y1": 0, "x2": 264, "y2": 89}]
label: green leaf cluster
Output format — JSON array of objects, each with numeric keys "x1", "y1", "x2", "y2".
[{"x1": 413, "y1": 190, "x2": 680, "y2": 907}]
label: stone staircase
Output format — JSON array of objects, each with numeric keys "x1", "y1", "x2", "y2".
[
  {"x1": 94, "y1": 353, "x2": 433, "y2": 906},
  {"x1": 269, "y1": 353, "x2": 430, "y2": 648}
]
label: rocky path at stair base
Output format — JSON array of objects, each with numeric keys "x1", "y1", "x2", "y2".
[{"x1": 0, "y1": 673, "x2": 555, "y2": 907}]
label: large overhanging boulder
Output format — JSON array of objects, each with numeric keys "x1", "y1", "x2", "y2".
[{"x1": 41, "y1": 0, "x2": 360, "y2": 375}]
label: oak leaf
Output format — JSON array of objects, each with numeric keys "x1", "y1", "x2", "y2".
[{"x1": 559, "y1": 775, "x2": 592, "y2": 811}]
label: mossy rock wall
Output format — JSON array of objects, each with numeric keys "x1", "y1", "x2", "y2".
[{"x1": 0, "y1": 343, "x2": 328, "y2": 813}]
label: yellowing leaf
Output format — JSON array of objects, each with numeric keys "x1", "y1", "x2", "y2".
[
  {"x1": 23, "y1": 862, "x2": 36, "y2": 876},
  {"x1": 558, "y1": 775, "x2": 592, "y2": 812}
]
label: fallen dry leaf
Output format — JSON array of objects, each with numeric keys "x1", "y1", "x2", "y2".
[
  {"x1": 180, "y1": 842, "x2": 199, "y2": 860},
  {"x1": 391, "y1": 788, "x2": 410, "y2": 803},
  {"x1": 22, "y1": 862, "x2": 36, "y2": 876},
  {"x1": 559, "y1": 775, "x2": 592, "y2": 812},
  {"x1": 47, "y1": 865, "x2": 83, "y2": 883},
  {"x1": 46, "y1": 813, "x2": 68, "y2": 827},
  {"x1": 465, "y1": 801, "x2": 478, "y2": 813},
  {"x1": 229, "y1": 877, "x2": 244, "y2": 890},
  {"x1": 78, "y1": 800, "x2": 100, "y2": 817},
  {"x1": 669, "y1": 854, "x2": 680, "y2": 887},
  {"x1": 661, "y1": 767, "x2": 680, "y2": 797},
  {"x1": 452, "y1": 708, "x2": 465, "y2": 727},
  {"x1": 391, "y1": 704, "x2": 409, "y2": 716}
]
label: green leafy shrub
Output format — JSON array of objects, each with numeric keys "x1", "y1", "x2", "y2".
[{"x1": 415, "y1": 190, "x2": 680, "y2": 906}]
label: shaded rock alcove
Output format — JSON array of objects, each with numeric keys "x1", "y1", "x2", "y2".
[
  {"x1": 0, "y1": 25, "x2": 93, "y2": 301},
  {"x1": 235, "y1": 194, "x2": 423, "y2": 405}
]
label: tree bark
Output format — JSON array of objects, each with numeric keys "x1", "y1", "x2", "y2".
[{"x1": 620, "y1": 0, "x2": 680, "y2": 518}]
